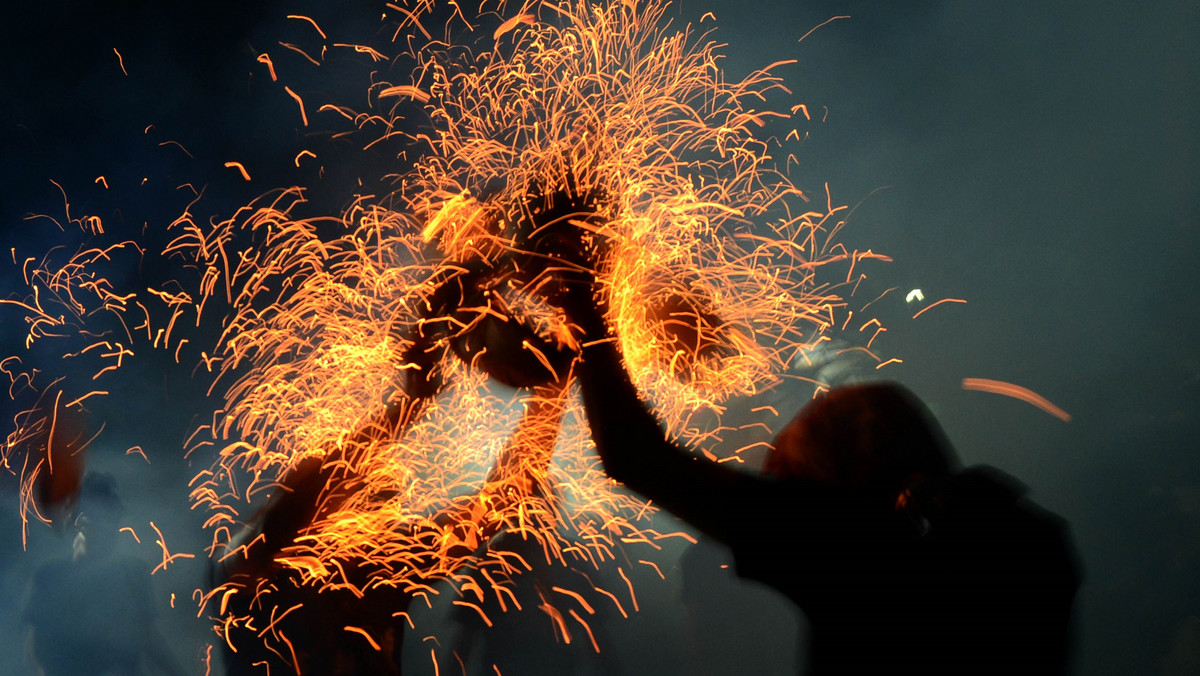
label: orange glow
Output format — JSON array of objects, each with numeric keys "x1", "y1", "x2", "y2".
[
  {"x1": 343, "y1": 625, "x2": 383, "y2": 651},
  {"x1": 224, "y1": 161, "x2": 252, "y2": 181},
  {"x1": 570, "y1": 608, "x2": 601, "y2": 652},
  {"x1": 912, "y1": 296, "x2": 967, "y2": 319},
  {"x1": 257, "y1": 53, "x2": 278, "y2": 82},
  {"x1": 287, "y1": 14, "x2": 328, "y2": 40},
  {"x1": 962, "y1": 378, "x2": 1072, "y2": 422},
  {"x1": 149, "y1": 520, "x2": 194, "y2": 574},
  {"x1": 0, "y1": 0, "x2": 895, "y2": 665},
  {"x1": 113, "y1": 48, "x2": 128, "y2": 76},
  {"x1": 293, "y1": 149, "x2": 316, "y2": 167},
  {"x1": 283, "y1": 86, "x2": 309, "y2": 126}
]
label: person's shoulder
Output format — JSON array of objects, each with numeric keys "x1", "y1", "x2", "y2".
[
  {"x1": 951, "y1": 465, "x2": 1028, "y2": 500},
  {"x1": 957, "y1": 465, "x2": 1069, "y2": 524}
]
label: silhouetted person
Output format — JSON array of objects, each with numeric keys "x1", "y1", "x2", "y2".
[
  {"x1": 550, "y1": 281, "x2": 1081, "y2": 674},
  {"x1": 23, "y1": 472, "x2": 187, "y2": 676},
  {"x1": 214, "y1": 188, "x2": 608, "y2": 674},
  {"x1": 217, "y1": 377, "x2": 580, "y2": 675},
  {"x1": 677, "y1": 538, "x2": 801, "y2": 676}
]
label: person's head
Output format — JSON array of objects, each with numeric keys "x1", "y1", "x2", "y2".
[
  {"x1": 73, "y1": 472, "x2": 125, "y2": 559},
  {"x1": 765, "y1": 382, "x2": 959, "y2": 495}
]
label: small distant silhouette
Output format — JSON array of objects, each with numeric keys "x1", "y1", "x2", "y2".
[
  {"x1": 23, "y1": 472, "x2": 186, "y2": 676},
  {"x1": 217, "y1": 378, "x2": 579, "y2": 675}
]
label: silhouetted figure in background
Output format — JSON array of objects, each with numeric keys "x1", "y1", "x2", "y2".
[
  {"x1": 23, "y1": 472, "x2": 186, "y2": 676},
  {"x1": 552, "y1": 281, "x2": 1081, "y2": 674}
]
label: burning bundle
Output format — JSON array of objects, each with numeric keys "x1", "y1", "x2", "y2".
[{"x1": 0, "y1": 1, "x2": 879, "y2": 669}]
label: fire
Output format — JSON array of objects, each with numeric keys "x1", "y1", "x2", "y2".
[{"x1": 3, "y1": 0, "x2": 886, "y2": 668}]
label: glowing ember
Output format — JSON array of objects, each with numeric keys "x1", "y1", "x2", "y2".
[{"x1": 3, "y1": 0, "x2": 888, "y2": 668}]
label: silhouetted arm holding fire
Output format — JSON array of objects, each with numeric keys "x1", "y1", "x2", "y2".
[
  {"x1": 541, "y1": 271, "x2": 813, "y2": 548},
  {"x1": 542, "y1": 262, "x2": 1080, "y2": 674}
]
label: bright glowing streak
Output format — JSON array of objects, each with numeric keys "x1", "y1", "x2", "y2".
[
  {"x1": 284, "y1": 86, "x2": 308, "y2": 126},
  {"x1": 912, "y1": 297, "x2": 966, "y2": 319},
  {"x1": 149, "y1": 521, "x2": 195, "y2": 574},
  {"x1": 493, "y1": 13, "x2": 535, "y2": 40},
  {"x1": 343, "y1": 625, "x2": 382, "y2": 651},
  {"x1": 257, "y1": 53, "x2": 278, "y2": 81},
  {"x1": 1, "y1": 1, "x2": 896, "y2": 665},
  {"x1": 962, "y1": 378, "x2": 1072, "y2": 422},
  {"x1": 569, "y1": 608, "x2": 601, "y2": 653},
  {"x1": 287, "y1": 14, "x2": 328, "y2": 40},
  {"x1": 113, "y1": 48, "x2": 128, "y2": 76},
  {"x1": 798, "y1": 15, "x2": 851, "y2": 45},
  {"x1": 293, "y1": 150, "x2": 317, "y2": 167},
  {"x1": 378, "y1": 85, "x2": 431, "y2": 103},
  {"x1": 905, "y1": 288, "x2": 924, "y2": 303},
  {"x1": 224, "y1": 162, "x2": 251, "y2": 181}
]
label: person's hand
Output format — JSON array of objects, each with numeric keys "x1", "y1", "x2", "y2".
[{"x1": 500, "y1": 185, "x2": 613, "y2": 333}]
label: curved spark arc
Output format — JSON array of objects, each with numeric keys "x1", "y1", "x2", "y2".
[
  {"x1": 177, "y1": 2, "x2": 876, "y2": 655},
  {"x1": 1, "y1": 0, "x2": 885, "y2": 665}
]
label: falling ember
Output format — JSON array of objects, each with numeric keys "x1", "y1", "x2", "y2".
[
  {"x1": 962, "y1": 378, "x2": 1072, "y2": 422},
  {"x1": 223, "y1": 161, "x2": 252, "y2": 181},
  {"x1": 2, "y1": 0, "x2": 891, "y2": 669}
]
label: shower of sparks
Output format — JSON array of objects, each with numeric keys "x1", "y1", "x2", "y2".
[{"x1": 2, "y1": 0, "x2": 890, "y2": 666}]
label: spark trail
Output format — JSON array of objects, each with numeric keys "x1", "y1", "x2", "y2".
[{"x1": 3, "y1": 1, "x2": 887, "y2": 668}]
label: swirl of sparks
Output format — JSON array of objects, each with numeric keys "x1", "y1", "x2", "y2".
[{"x1": 3, "y1": 0, "x2": 888, "y2": 666}]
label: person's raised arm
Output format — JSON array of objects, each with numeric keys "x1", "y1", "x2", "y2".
[{"x1": 566, "y1": 288, "x2": 763, "y2": 547}]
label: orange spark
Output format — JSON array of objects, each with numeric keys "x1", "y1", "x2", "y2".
[
  {"x1": 283, "y1": 86, "x2": 308, "y2": 126},
  {"x1": 277, "y1": 41, "x2": 320, "y2": 67},
  {"x1": 125, "y1": 446, "x2": 150, "y2": 463},
  {"x1": 293, "y1": 150, "x2": 316, "y2": 167},
  {"x1": 798, "y1": 15, "x2": 851, "y2": 45},
  {"x1": 158, "y1": 140, "x2": 194, "y2": 158},
  {"x1": 64, "y1": 391, "x2": 107, "y2": 408},
  {"x1": 343, "y1": 625, "x2": 382, "y2": 651},
  {"x1": 257, "y1": 53, "x2": 278, "y2": 81},
  {"x1": 912, "y1": 297, "x2": 967, "y2": 319},
  {"x1": 618, "y1": 567, "x2": 639, "y2": 612},
  {"x1": 224, "y1": 162, "x2": 251, "y2": 181},
  {"x1": 569, "y1": 608, "x2": 601, "y2": 653},
  {"x1": 593, "y1": 586, "x2": 628, "y2": 619},
  {"x1": 493, "y1": 13, "x2": 535, "y2": 40},
  {"x1": 287, "y1": 14, "x2": 328, "y2": 40},
  {"x1": 378, "y1": 85, "x2": 431, "y2": 103},
  {"x1": 452, "y1": 600, "x2": 494, "y2": 627},
  {"x1": 113, "y1": 47, "x2": 128, "y2": 75},
  {"x1": 0, "y1": 3, "x2": 896, "y2": 667},
  {"x1": 149, "y1": 521, "x2": 195, "y2": 574},
  {"x1": 552, "y1": 586, "x2": 596, "y2": 614},
  {"x1": 962, "y1": 378, "x2": 1072, "y2": 422}
]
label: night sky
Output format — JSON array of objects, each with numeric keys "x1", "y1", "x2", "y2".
[{"x1": 2, "y1": 1, "x2": 1197, "y2": 674}]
